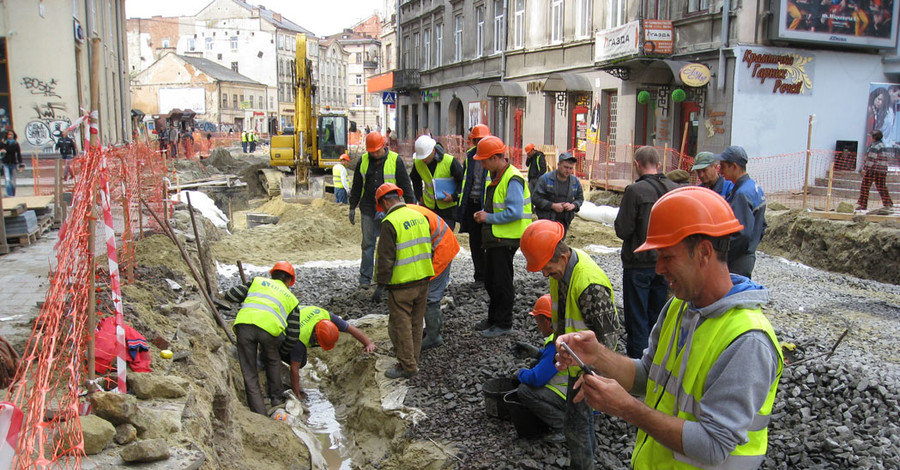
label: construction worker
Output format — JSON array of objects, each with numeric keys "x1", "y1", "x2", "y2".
[
  {"x1": 532, "y1": 152, "x2": 584, "y2": 234},
  {"x1": 249, "y1": 131, "x2": 259, "y2": 153},
  {"x1": 373, "y1": 183, "x2": 434, "y2": 378},
  {"x1": 457, "y1": 124, "x2": 491, "y2": 285},
  {"x1": 406, "y1": 203, "x2": 461, "y2": 350},
  {"x1": 472, "y1": 135, "x2": 532, "y2": 337},
  {"x1": 349, "y1": 132, "x2": 415, "y2": 287},
  {"x1": 225, "y1": 261, "x2": 299, "y2": 415},
  {"x1": 524, "y1": 143, "x2": 547, "y2": 190},
  {"x1": 555, "y1": 186, "x2": 783, "y2": 469},
  {"x1": 241, "y1": 129, "x2": 249, "y2": 153},
  {"x1": 333, "y1": 153, "x2": 351, "y2": 204},
  {"x1": 520, "y1": 219, "x2": 618, "y2": 470},
  {"x1": 279, "y1": 305, "x2": 376, "y2": 399},
  {"x1": 715, "y1": 146, "x2": 766, "y2": 279},
  {"x1": 410, "y1": 134, "x2": 465, "y2": 229},
  {"x1": 514, "y1": 294, "x2": 568, "y2": 443},
  {"x1": 691, "y1": 151, "x2": 733, "y2": 197},
  {"x1": 615, "y1": 146, "x2": 680, "y2": 358}
]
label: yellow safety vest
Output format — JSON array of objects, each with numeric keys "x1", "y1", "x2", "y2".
[
  {"x1": 414, "y1": 154, "x2": 457, "y2": 210},
  {"x1": 234, "y1": 277, "x2": 300, "y2": 337},
  {"x1": 549, "y1": 249, "x2": 616, "y2": 378},
  {"x1": 241, "y1": 132, "x2": 249, "y2": 142},
  {"x1": 382, "y1": 205, "x2": 435, "y2": 285},
  {"x1": 484, "y1": 165, "x2": 532, "y2": 239},
  {"x1": 543, "y1": 335, "x2": 569, "y2": 400},
  {"x1": 631, "y1": 299, "x2": 783, "y2": 469},
  {"x1": 332, "y1": 163, "x2": 347, "y2": 189},
  {"x1": 360, "y1": 150, "x2": 399, "y2": 200},
  {"x1": 296, "y1": 306, "x2": 332, "y2": 347}
]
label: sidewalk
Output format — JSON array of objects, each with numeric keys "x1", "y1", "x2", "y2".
[{"x1": 0, "y1": 224, "x2": 56, "y2": 349}]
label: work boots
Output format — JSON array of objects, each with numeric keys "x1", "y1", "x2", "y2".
[{"x1": 421, "y1": 303, "x2": 444, "y2": 350}]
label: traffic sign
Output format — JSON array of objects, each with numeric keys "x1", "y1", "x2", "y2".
[{"x1": 382, "y1": 92, "x2": 397, "y2": 105}]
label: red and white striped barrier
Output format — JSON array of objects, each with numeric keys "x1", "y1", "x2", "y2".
[
  {"x1": 0, "y1": 402, "x2": 23, "y2": 470},
  {"x1": 99, "y1": 155, "x2": 127, "y2": 393}
]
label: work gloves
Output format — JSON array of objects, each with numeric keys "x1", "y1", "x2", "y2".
[
  {"x1": 512, "y1": 341, "x2": 542, "y2": 360},
  {"x1": 348, "y1": 208, "x2": 356, "y2": 225},
  {"x1": 371, "y1": 285, "x2": 385, "y2": 303}
]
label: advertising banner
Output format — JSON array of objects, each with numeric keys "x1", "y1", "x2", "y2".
[
  {"x1": 773, "y1": 0, "x2": 900, "y2": 48},
  {"x1": 159, "y1": 88, "x2": 206, "y2": 114},
  {"x1": 595, "y1": 21, "x2": 640, "y2": 62},
  {"x1": 736, "y1": 47, "x2": 816, "y2": 96},
  {"x1": 643, "y1": 20, "x2": 674, "y2": 54}
]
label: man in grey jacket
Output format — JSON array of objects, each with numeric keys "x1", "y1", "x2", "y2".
[{"x1": 531, "y1": 152, "x2": 584, "y2": 234}]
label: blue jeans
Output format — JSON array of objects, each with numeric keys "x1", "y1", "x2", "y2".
[
  {"x1": 242, "y1": 141, "x2": 248, "y2": 153},
  {"x1": 334, "y1": 188, "x2": 348, "y2": 204},
  {"x1": 426, "y1": 262, "x2": 452, "y2": 307},
  {"x1": 566, "y1": 375, "x2": 596, "y2": 469},
  {"x1": 3, "y1": 163, "x2": 18, "y2": 197},
  {"x1": 623, "y1": 267, "x2": 669, "y2": 358},
  {"x1": 359, "y1": 212, "x2": 381, "y2": 286}
]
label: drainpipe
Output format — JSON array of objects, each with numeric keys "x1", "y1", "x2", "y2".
[
  {"x1": 116, "y1": 1, "x2": 128, "y2": 142},
  {"x1": 717, "y1": 0, "x2": 731, "y2": 92},
  {"x1": 499, "y1": 0, "x2": 508, "y2": 82}
]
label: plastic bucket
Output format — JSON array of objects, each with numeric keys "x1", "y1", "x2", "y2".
[
  {"x1": 503, "y1": 390, "x2": 549, "y2": 438},
  {"x1": 483, "y1": 378, "x2": 519, "y2": 420}
]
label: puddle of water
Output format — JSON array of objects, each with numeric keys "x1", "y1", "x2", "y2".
[{"x1": 304, "y1": 387, "x2": 352, "y2": 470}]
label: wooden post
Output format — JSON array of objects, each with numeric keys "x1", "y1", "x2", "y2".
[
  {"x1": 630, "y1": 130, "x2": 636, "y2": 182},
  {"x1": 87, "y1": 203, "x2": 97, "y2": 385},
  {"x1": 662, "y1": 143, "x2": 669, "y2": 173},
  {"x1": 54, "y1": 160, "x2": 63, "y2": 225},
  {"x1": 237, "y1": 260, "x2": 248, "y2": 284},
  {"x1": 803, "y1": 114, "x2": 814, "y2": 209},
  {"x1": 678, "y1": 126, "x2": 689, "y2": 170},
  {"x1": 137, "y1": 165, "x2": 143, "y2": 240},
  {"x1": 90, "y1": 37, "x2": 102, "y2": 148},
  {"x1": 0, "y1": 193, "x2": 8, "y2": 255},
  {"x1": 825, "y1": 161, "x2": 836, "y2": 212},
  {"x1": 185, "y1": 192, "x2": 214, "y2": 295}
]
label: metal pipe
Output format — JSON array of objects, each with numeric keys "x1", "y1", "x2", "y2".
[
  {"x1": 185, "y1": 192, "x2": 214, "y2": 295},
  {"x1": 717, "y1": 0, "x2": 731, "y2": 92}
]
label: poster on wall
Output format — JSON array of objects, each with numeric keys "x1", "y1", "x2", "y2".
[
  {"x1": 468, "y1": 101, "x2": 487, "y2": 129},
  {"x1": 773, "y1": 0, "x2": 900, "y2": 48},
  {"x1": 865, "y1": 83, "x2": 900, "y2": 155},
  {"x1": 737, "y1": 47, "x2": 815, "y2": 95},
  {"x1": 159, "y1": 88, "x2": 206, "y2": 114}
]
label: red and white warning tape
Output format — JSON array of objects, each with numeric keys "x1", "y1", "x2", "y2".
[
  {"x1": 0, "y1": 402, "x2": 23, "y2": 470},
  {"x1": 99, "y1": 154, "x2": 127, "y2": 393}
]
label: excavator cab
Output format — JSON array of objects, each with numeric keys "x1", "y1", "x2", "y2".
[{"x1": 318, "y1": 114, "x2": 347, "y2": 168}]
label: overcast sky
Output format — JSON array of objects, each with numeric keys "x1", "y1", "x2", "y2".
[{"x1": 125, "y1": 0, "x2": 383, "y2": 38}]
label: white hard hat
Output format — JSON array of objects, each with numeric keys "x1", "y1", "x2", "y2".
[{"x1": 413, "y1": 135, "x2": 437, "y2": 160}]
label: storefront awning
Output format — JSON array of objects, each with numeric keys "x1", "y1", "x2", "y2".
[
  {"x1": 487, "y1": 81, "x2": 526, "y2": 97},
  {"x1": 543, "y1": 73, "x2": 592, "y2": 92},
  {"x1": 600, "y1": 59, "x2": 693, "y2": 85},
  {"x1": 367, "y1": 72, "x2": 394, "y2": 93}
]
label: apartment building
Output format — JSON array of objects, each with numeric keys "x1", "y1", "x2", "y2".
[{"x1": 331, "y1": 19, "x2": 383, "y2": 132}]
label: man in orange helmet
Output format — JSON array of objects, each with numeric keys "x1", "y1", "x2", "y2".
[
  {"x1": 457, "y1": 124, "x2": 491, "y2": 284},
  {"x1": 519, "y1": 220, "x2": 618, "y2": 469},
  {"x1": 524, "y1": 143, "x2": 547, "y2": 190},
  {"x1": 473, "y1": 135, "x2": 533, "y2": 337},
  {"x1": 332, "y1": 153, "x2": 351, "y2": 204},
  {"x1": 349, "y1": 132, "x2": 415, "y2": 288},
  {"x1": 556, "y1": 187, "x2": 782, "y2": 469}
]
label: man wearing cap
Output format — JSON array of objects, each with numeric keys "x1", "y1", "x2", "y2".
[
  {"x1": 332, "y1": 153, "x2": 351, "y2": 204},
  {"x1": 691, "y1": 151, "x2": 733, "y2": 198},
  {"x1": 374, "y1": 183, "x2": 435, "y2": 379},
  {"x1": 856, "y1": 129, "x2": 893, "y2": 211},
  {"x1": 715, "y1": 145, "x2": 766, "y2": 279},
  {"x1": 555, "y1": 186, "x2": 782, "y2": 470},
  {"x1": 532, "y1": 152, "x2": 584, "y2": 234},
  {"x1": 458, "y1": 124, "x2": 492, "y2": 284},
  {"x1": 473, "y1": 135, "x2": 533, "y2": 337},
  {"x1": 615, "y1": 146, "x2": 680, "y2": 358},
  {"x1": 525, "y1": 144, "x2": 547, "y2": 190},
  {"x1": 349, "y1": 132, "x2": 416, "y2": 287},
  {"x1": 410, "y1": 134, "x2": 465, "y2": 229}
]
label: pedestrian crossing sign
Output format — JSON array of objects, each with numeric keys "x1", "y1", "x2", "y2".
[{"x1": 382, "y1": 92, "x2": 397, "y2": 105}]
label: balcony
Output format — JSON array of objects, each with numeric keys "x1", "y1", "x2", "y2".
[
  {"x1": 363, "y1": 60, "x2": 378, "y2": 69},
  {"x1": 393, "y1": 69, "x2": 421, "y2": 91}
]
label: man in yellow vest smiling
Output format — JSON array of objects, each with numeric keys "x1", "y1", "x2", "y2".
[
  {"x1": 374, "y1": 183, "x2": 435, "y2": 379},
  {"x1": 410, "y1": 134, "x2": 464, "y2": 229},
  {"x1": 555, "y1": 186, "x2": 783, "y2": 469}
]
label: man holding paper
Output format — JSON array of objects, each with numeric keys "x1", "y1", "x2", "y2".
[{"x1": 410, "y1": 134, "x2": 465, "y2": 229}]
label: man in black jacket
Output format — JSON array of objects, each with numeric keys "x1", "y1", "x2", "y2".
[
  {"x1": 55, "y1": 130, "x2": 78, "y2": 181},
  {"x1": 531, "y1": 152, "x2": 584, "y2": 234},
  {"x1": 457, "y1": 124, "x2": 491, "y2": 284},
  {"x1": 614, "y1": 146, "x2": 679, "y2": 358},
  {"x1": 525, "y1": 143, "x2": 547, "y2": 190}
]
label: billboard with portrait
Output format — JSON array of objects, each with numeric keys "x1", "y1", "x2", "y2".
[
  {"x1": 772, "y1": 0, "x2": 899, "y2": 48},
  {"x1": 865, "y1": 83, "x2": 900, "y2": 168}
]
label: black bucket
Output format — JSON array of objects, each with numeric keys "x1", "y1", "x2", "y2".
[
  {"x1": 503, "y1": 390, "x2": 549, "y2": 438},
  {"x1": 483, "y1": 378, "x2": 519, "y2": 420}
]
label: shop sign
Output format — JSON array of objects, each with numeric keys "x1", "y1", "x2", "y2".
[
  {"x1": 595, "y1": 21, "x2": 640, "y2": 62},
  {"x1": 738, "y1": 47, "x2": 815, "y2": 95},
  {"x1": 643, "y1": 20, "x2": 673, "y2": 55},
  {"x1": 526, "y1": 81, "x2": 544, "y2": 94},
  {"x1": 679, "y1": 63, "x2": 711, "y2": 87}
]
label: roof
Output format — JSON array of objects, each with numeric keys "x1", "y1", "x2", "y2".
[
  {"x1": 179, "y1": 55, "x2": 264, "y2": 85},
  {"x1": 233, "y1": 0, "x2": 316, "y2": 36}
]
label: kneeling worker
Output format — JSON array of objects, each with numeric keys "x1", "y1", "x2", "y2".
[
  {"x1": 280, "y1": 305, "x2": 376, "y2": 399},
  {"x1": 515, "y1": 294, "x2": 568, "y2": 442}
]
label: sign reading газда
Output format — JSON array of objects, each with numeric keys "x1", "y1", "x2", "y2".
[{"x1": 595, "y1": 21, "x2": 640, "y2": 62}]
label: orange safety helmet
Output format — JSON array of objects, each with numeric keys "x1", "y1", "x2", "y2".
[
  {"x1": 375, "y1": 182, "x2": 404, "y2": 212},
  {"x1": 635, "y1": 186, "x2": 744, "y2": 253},
  {"x1": 339, "y1": 153, "x2": 351, "y2": 162},
  {"x1": 520, "y1": 220, "x2": 565, "y2": 272},
  {"x1": 270, "y1": 261, "x2": 296, "y2": 286},
  {"x1": 529, "y1": 294, "x2": 552, "y2": 319},
  {"x1": 525, "y1": 143, "x2": 535, "y2": 153},
  {"x1": 314, "y1": 320, "x2": 340, "y2": 350},
  {"x1": 469, "y1": 124, "x2": 491, "y2": 141},
  {"x1": 366, "y1": 132, "x2": 385, "y2": 153},
  {"x1": 474, "y1": 136, "x2": 507, "y2": 161}
]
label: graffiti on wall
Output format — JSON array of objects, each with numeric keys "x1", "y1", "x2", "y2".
[
  {"x1": 24, "y1": 101, "x2": 73, "y2": 148},
  {"x1": 21, "y1": 77, "x2": 61, "y2": 98}
]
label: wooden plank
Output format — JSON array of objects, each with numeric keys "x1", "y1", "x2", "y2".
[
  {"x1": 1, "y1": 195, "x2": 55, "y2": 210},
  {"x1": 6, "y1": 228, "x2": 38, "y2": 247},
  {"x1": 589, "y1": 178, "x2": 631, "y2": 192},
  {"x1": 2, "y1": 203, "x2": 26, "y2": 217},
  {"x1": 805, "y1": 211, "x2": 897, "y2": 223}
]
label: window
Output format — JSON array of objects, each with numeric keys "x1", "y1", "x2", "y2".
[
  {"x1": 231, "y1": 61, "x2": 239, "y2": 73},
  {"x1": 454, "y1": 15, "x2": 463, "y2": 62},
  {"x1": 205, "y1": 37, "x2": 213, "y2": 50},
  {"x1": 355, "y1": 74, "x2": 363, "y2": 85},
  {"x1": 475, "y1": 6, "x2": 484, "y2": 58},
  {"x1": 607, "y1": 0, "x2": 626, "y2": 27},
  {"x1": 412, "y1": 32, "x2": 420, "y2": 69},
  {"x1": 423, "y1": 28, "x2": 431, "y2": 69},
  {"x1": 270, "y1": 96, "x2": 275, "y2": 109},
  {"x1": 385, "y1": 43, "x2": 392, "y2": 69},
  {"x1": 188, "y1": 38, "x2": 196, "y2": 51},
  {"x1": 576, "y1": 0, "x2": 592, "y2": 38},
  {"x1": 514, "y1": 0, "x2": 525, "y2": 48},
  {"x1": 162, "y1": 38, "x2": 170, "y2": 48},
  {"x1": 687, "y1": 0, "x2": 710, "y2": 13},
  {"x1": 434, "y1": 24, "x2": 443, "y2": 66},
  {"x1": 222, "y1": 93, "x2": 228, "y2": 108},
  {"x1": 355, "y1": 95, "x2": 363, "y2": 106},
  {"x1": 403, "y1": 35, "x2": 410, "y2": 68},
  {"x1": 551, "y1": 0, "x2": 563, "y2": 43},
  {"x1": 233, "y1": 94, "x2": 238, "y2": 109},
  {"x1": 239, "y1": 95, "x2": 244, "y2": 109},
  {"x1": 230, "y1": 36, "x2": 238, "y2": 49},
  {"x1": 356, "y1": 52, "x2": 362, "y2": 64},
  {"x1": 493, "y1": 1, "x2": 505, "y2": 53}
]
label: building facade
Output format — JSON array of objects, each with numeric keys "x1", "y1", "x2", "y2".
[
  {"x1": 317, "y1": 39, "x2": 351, "y2": 114},
  {"x1": 0, "y1": 0, "x2": 131, "y2": 153},
  {"x1": 331, "y1": 21, "x2": 383, "y2": 132}
]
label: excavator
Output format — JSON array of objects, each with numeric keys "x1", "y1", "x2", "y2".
[{"x1": 266, "y1": 34, "x2": 348, "y2": 199}]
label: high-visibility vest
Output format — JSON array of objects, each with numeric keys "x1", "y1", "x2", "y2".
[
  {"x1": 543, "y1": 335, "x2": 569, "y2": 400},
  {"x1": 360, "y1": 150, "x2": 399, "y2": 200},
  {"x1": 295, "y1": 306, "x2": 332, "y2": 347},
  {"x1": 332, "y1": 163, "x2": 347, "y2": 189},
  {"x1": 233, "y1": 277, "x2": 300, "y2": 337},
  {"x1": 549, "y1": 249, "x2": 616, "y2": 378},
  {"x1": 631, "y1": 299, "x2": 783, "y2": 469},
  {"x1": 406, "y1": 204, "x2": 460, "y2": 276},
  {"x1": 414, "y1": 154, "x2": 457, "y2": 210},
  {"x1": 382, "y1": 205, "x2": 435, "y2": 285},
  {"x1": 241, "y1": 132, "x2": 249, "y2": 142},
  {"x1": 484, "y1": 164, "x2": 532, "y2": 239}
]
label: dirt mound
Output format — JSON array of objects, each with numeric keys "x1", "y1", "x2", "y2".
[{"x1": 760, "y1": 210, "x2": 900, "y2": 285}]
